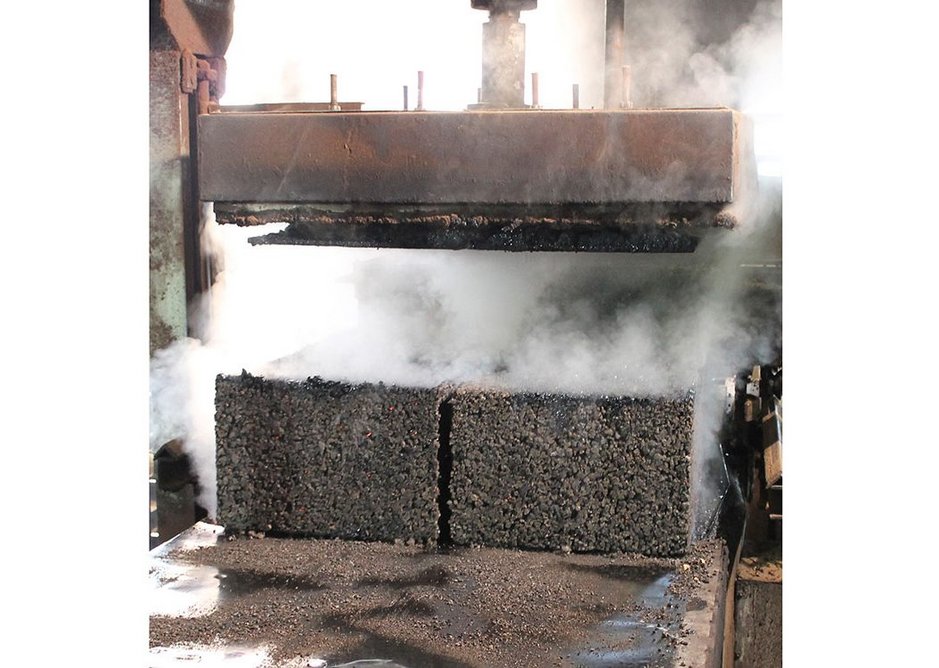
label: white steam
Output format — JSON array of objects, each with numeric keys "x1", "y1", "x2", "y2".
[
  {"x1": 149, "y1": 0, "x2": 783, "y2": 523},
  {"x1": 262, "y1": 233, "x2": 778, "y2": 396},
  {"x1": 150, "y1": 338, "x2": 220, "y2": 515},
  {"x1": 625, "y1": 0, "x2": 783, "y2": 175}
]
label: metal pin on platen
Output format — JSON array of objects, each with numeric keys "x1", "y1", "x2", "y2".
[
  {"x1": 572, "y1": 83, "x2": 580, "y2": 110},
  {"x1": 403, "y1": 85, "x2": 409, "y2": 111},
  {"x1": 621, "y1": 65, "x2": 633, "y2": 109},
  {"x1": 531, "y1": 72, "x2": 540, "y2": 109},
  {"x1": 329, "y1": 74, "x2": 340, "y2": 111},
  {"x1": 417, "y1": 71, "x2": 425, "y2": 111}
]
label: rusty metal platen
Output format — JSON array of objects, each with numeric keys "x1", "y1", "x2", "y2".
[
  {"x1": 531, "y1": 72, "x2": 540, "y2": 108},
  {"x1": 330, "y1": 74, "x2": 340, "y2": 111},
  {"x1": 199, "y1": 109, "x2": 747, "y2": 206},
  {"x1": 417, "y1": 71, "x2": 425, "y2": 111},
  {"x1": 572, "y1": 83, "x2": 580, "y2": 109},
  {"x1": 473, "y1": 0, "x2": 537, "y2": 108}
]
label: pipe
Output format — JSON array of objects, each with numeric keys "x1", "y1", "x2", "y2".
[
  {"x1": 417, "y1": 71, "x2": 425, "y2": 111},
  {"x1": 329, "y1": 73, "x2": 339, "y2": 111},
  {"x1": 622, "y1": 65, "x2": 633, "y2": 109}
]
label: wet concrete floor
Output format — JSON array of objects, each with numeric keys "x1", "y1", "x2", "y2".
[{"x1": 150, "y1": 524, "x2": 722, "y2": 667}]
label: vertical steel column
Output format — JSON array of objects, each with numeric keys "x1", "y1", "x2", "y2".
[
  {"x1": 473, "y1": 1, "x2": 536, "y2": 108},
  {"x1": 481, "y1": 10, "x2": 526, "y2": 107},
  {"x1": 149, "y1": 0, "x2": 233, "y2": 353},
  {"x1": 150, "y1": 26, "x2": 195, "y2": 353},
  {"x1": 604, "y1": 0, "x2": 626, "y2": 109}
]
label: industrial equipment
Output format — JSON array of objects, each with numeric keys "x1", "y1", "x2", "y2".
[{"x1": 150, "y1": 1, "x2": 782, "y2": 665}]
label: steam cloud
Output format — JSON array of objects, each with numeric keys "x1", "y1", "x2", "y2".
[
  {"x1": 150, "y1": 0, "x2": 783, "y2": 525},
  {"x1": 261, "y1": 234, "x2": 779, "y2": 396}
]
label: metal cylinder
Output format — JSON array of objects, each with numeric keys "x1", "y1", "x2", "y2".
[
  {"x1": 329, "y1": 73, "x2": 339, "y2": 111},
  {"x1": 480, "y1": 11, "x2": 526, "y2": 107},
  {"x1": 621, "y1": 65, "x2": 633, "y2": 109},
  {"x1": 417, "y1": 71, "x2": 425, "y2": 111},
  {"x1": 471, "y1": 0, "x2": 536, "y2": 9},
  {"x1": 531, "y1": 72, "x2": 540, "y2": 108},
  {"x1": 403, "y1": 85, "x2": 409, "y2": 111},
  {"x1": 603, "y1": 0, "x2": 626, "y2": 109},
  {"x1": 572, "y1": 83, "x2": 580, "y2": 110},
  {"x1": 197, "y1": 78, "x2": 211, "y2": 114}
]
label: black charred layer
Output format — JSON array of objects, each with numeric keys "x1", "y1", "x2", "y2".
[
  {"x1": 213, "y1": 203, "x2": 736, "y2": 253},
  {"x1": 448, "y1": 388, "x2": 695, "y2": 557},
  {"x1": 215, "y1": 373, "x2": 440, "y2": 544}
]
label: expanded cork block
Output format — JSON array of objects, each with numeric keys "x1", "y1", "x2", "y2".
[
  {"x1": 215, "y1": 373, "x2": 441, "y2": 543},
  {"x1": 447, "y1": 387, "x2": 695, "y2": 557}
]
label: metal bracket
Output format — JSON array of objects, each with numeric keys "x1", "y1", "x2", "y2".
[
  {"x1": 180, "y1": 50, "x2": 225, "y2": 114},
  {"x1": 180, "y1": 49, "x2": 198, "y2": 94},
  {"x1": 724, "y1": 376, "x2": 737, "y2": 415}
]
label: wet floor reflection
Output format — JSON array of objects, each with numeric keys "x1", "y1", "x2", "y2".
[
  {"x1": 566, "y1": 566, "x2": 679, "y2": 667},
  {"x1": 215, "y1": 568, "x2": 325, "y2": 598}
]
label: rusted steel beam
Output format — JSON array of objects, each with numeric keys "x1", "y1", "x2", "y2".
[
  {"x1": 150, "y1": 1, "x2": 234, "y2": 353},
  {"x1": 198, "y1": 109, "x2": 745, "y2": 206},
  {"x1": 150, "y1": 47, "x2": 190, "y2": 352}
]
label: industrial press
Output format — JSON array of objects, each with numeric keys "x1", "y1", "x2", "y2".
[{"x1": 150, "y1": 1, "x2": 782, "y2": 665}]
